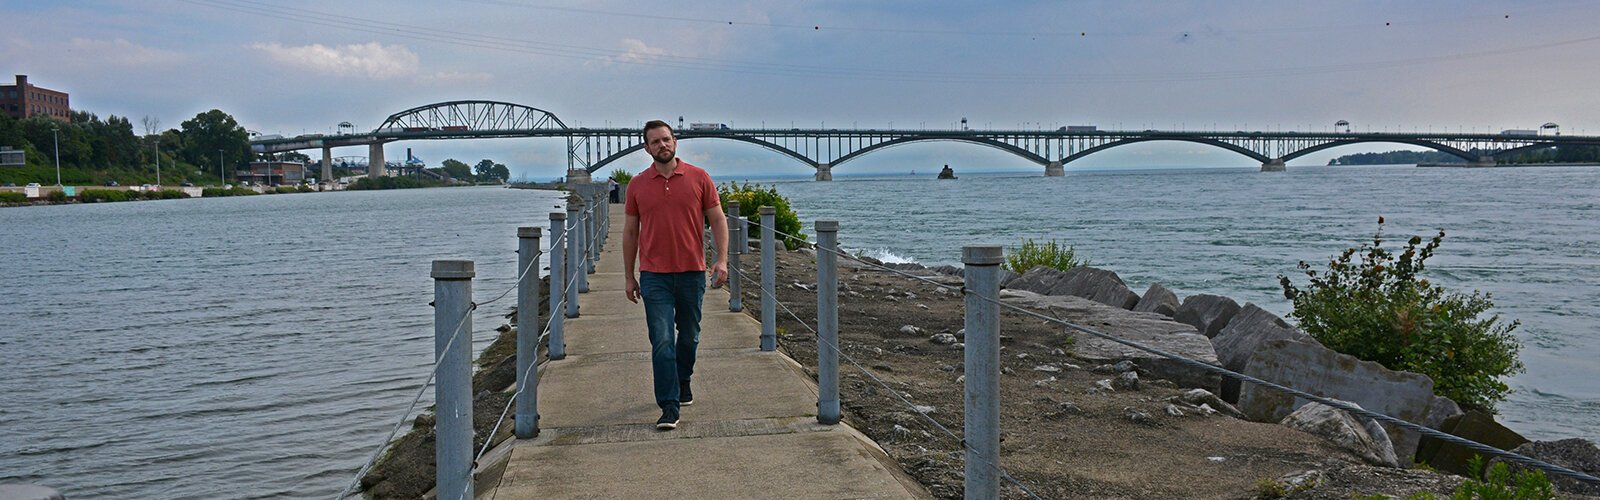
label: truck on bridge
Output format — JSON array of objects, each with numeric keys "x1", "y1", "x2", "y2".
[
  {"x1": 689, "y1": 122, "x2": 730, "y2": 130},
  {"x1": 1501, "y1": 129, "x2": 1538, "y2": 136}
]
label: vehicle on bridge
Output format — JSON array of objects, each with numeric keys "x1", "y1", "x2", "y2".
[
  {"x1": 689, "y1": 122, "x2": 730, "y2": 130},
  {"x1": 1501, "y1": 129, "x2": 1538, "y2": 136}
]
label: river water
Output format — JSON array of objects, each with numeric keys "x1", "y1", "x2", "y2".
[
  {"x1": 0, "y1": 186, "x2": 564, "y2": 498},
  {"x1": 761, "y1": 164, "x2": 1599, "y2": 444},
  {"x1": 0, "y1": 166, "x2": 1595, "y2": 498}
]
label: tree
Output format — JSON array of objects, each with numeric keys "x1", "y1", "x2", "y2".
[
  {"x1": 440, "y1": 158, "x2": 472, "y2": 180},
  {"x1": 490, "y1": 163, "x2": 510, "y2": 182},
  {"x1": 474, "y1": 159, "x2": 496, "y2": 179},
  {"x1": 178, "y1": 109, "x2": 252, "y2": 178}
]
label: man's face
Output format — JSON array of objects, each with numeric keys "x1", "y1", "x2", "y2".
[{"x1": 644, "y1": 127, "x2": 676, "y2": 164}]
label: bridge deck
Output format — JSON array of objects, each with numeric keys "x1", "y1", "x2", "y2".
[{"x1": 487, "y1": 204, "x2": 923, "y2": 499}]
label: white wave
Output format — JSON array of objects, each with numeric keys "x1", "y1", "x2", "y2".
[{"x1": 851, "y1": 247, "x2": 918, "y2": 264}]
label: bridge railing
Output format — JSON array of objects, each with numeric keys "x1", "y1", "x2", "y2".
[{"x1": 734, "y1": 209, "x2": 1600, "y2": 497}]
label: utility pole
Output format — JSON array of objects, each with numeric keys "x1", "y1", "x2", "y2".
[
  {"x1": 218, "y1": 149, "x2": 224, "y2": 186},
  {"x1": 52, "y1": 127, "x2": 61, "y2": 186}
]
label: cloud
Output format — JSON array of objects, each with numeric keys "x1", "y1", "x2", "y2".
[
  {"x1": 0, "y1": 38, "x2": 184, "y2": 68},
  {"x1": 421, "y1": 71, "x2": 494, "y2": 84},
  {"x1": 250, "y1": 42, "x2": 419, "y2": 79},
  {"x1": 589, "y1": 38, "x2": 671, "y2": 67}
]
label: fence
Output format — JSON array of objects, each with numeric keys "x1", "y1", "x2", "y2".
[{"x1": 342, "y1": 188, "x2": 1598, "y2": 499}]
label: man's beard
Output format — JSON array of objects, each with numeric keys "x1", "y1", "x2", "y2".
[{"x1": 651, "y1": 149, "x2": 675, "y2": 164}]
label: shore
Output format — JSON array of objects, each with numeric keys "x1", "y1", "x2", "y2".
[{"x1": 733, "y1": 248, "x2": 1474, "y2": 498}]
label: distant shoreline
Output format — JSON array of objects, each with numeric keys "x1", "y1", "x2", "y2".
[{"x1": 1417, "y1": 162, "x2": 1600, "y2": 168}]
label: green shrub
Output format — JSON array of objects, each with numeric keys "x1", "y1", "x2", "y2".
[
  {"x1": 46, "y1": 190, "x2": 67, "y2": 202},
  {"x1": 0, "y1": 192, "x2": 26, "y2": 203},
  {"x1": 201, "y1": 187, "x2": 260, "y2": 197},
  {"x1": 275, "y1": 186, "x2": 298, "y2": 194},
  {"x1": 298, "y1": 185, "x2": 316, "y2": 193},
  {"x1": 1005, "y1": 238, "x2": 1087, "y2": 273},
  {"x1": 1279, "y1": 220, "x2": 1522, "y2": 412},
  {"x1": 717, "y1": 181, "x2": 807, "y2": 250},
  {"x1": 609, "y1": 168, "x2": 633, "y2": 185},
  {"x1": 348, "y1": 177, "x2": 439, "y2": 190},
  {"x1": 1404, "y1": 456, "x2": 1556, "y2": 500},
  {"x1": 145, "y1": 189, "x2": 188, "y2": 200},
  {"x1": 79, "y1": 189, "x2": 134, "y2": 203}
]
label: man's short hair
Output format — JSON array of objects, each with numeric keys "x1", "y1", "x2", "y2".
[{"x1": 643, "y1": 120, "x2": 673, "y2": 140}]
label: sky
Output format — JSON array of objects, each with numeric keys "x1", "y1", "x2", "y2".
[{"x1": 5, "y1": 0, "x2": 1600, "y2": 180}]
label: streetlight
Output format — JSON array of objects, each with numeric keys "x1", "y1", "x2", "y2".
[{"x1": 52, "y1": 126, "x2": 61, "y2": 186}]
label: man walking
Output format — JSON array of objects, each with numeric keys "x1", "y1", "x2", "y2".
[{"x1": 623, "y1": 119, "x2": 728, "y2": 430}]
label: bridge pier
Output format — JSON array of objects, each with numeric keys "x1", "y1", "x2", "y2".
[
  {"x1": 1260, "y1": 159, "x2": 1286, "y2": 172},
  {"x1": 566, "y1": 168, "x2": 591, "y2": 184},
  {"x1": 1469, "y1": 156, "x2": 1497, "y2": 168},
  {"x1": 320, "y1": 146, "x2": 332, "y2": 185},
  {"x1": 815, "y1": 163, "x2": 832, "y2": 181},
  {"x1": 1045, "y1": 160, "x2": 1064, "y2": 177},
  {"x1": 369, "y1": 143, "x2": 386, "y2": 177}
]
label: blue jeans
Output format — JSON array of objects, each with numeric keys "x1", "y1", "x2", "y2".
[{"x1": 639, "y1": 271, "x2": 705, "y2": 409}]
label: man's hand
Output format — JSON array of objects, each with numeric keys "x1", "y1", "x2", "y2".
[
  {"x1": 625, "y1": 274, "x2": 640, "y2": 303},
  {"x1": 709, "y1": 260, "x2": 728, "y2": 288}
]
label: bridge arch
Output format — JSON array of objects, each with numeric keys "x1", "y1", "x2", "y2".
[
  {"x1": 377, "y1": 100, "x2": 569, "y2": 132},
  {"x1": 1280, "y1": 139, "x2": 1479, "y2": 163},
  {"x1": 1489, "y1": 142, "x2": 1558, "y2": 158},
  {"x1": 1062, "y1": 137, "x2": 1271, "y2": 165},
  {"x1": 831, "y1": 136, "x2": 1049, "y2": 168},
  {"x1": 586, "y1": 136, "x2": 816, "y2": 174}
]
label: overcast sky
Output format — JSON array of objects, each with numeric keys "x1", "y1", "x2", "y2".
[{"x1": 6, "y1": 0, "x2": 1599, "y2": 179}]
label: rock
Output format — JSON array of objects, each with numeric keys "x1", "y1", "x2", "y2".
[
  {"x1": 899, "y1": 325, "x2": 923, "y2": 336},
  {"x1": 997, "y1": 269, "x2": 1020, "y2": 288},
  {"x1": 1165, "y1": 404, "x2": 1185, "y2": 417},
  {"x1": 1419, "y1": 410, "x2": 1531, "y2": 477},
  {"x1": 1092, "y1": 379, "x2": 1115, "y2": 393},
  {"x1": 1238, "y1": 339, "x2": 1439, "y2": 462},
  {"x1": 1033, "y1": 376, "x2": 1057, "y2": 387},
  {"x1": 1003, "y1": 266, "x2": 1140, "y2": 309},
  {"x1": 1124, "y1": 407, "x2": 1156, "y2": 425},
  {"x1": 1001, "y1": 367, "x2": 1015, "y2": 375},
  {"x1": 1193, "y1": 403, "x2": 1218, "y2": 416},
  {"x1": 1492, "y1": 438, "x2": 1600, "y2": 496},
  {"x1": 1173, "y1": 294, "x2": 1241, "y2": 338},
  {"x1": 790, "y1": 281, "x2": 812, "y2": 291},
  {"x1": 1090, "y1": 364, "x2": 1118, "y2": 374},
  {"x1": 1112, "y1": 360, "x2": 1138, "y2": 373},
  {"x1": 955, "y1": 328, "x2": 965, "y2": 339},
  {"x1": 1113, "y1": 371, "x2": 1140, "y2": 391},
  {"x1": 891, "y1": 424, "x2": 914, "y2": 439},
  {"x1": 916, "y1": 303, "x2": 928, "y2": 310},
  {"x1": 929, "y1": 333, "x2": 958, "y2": 345},
  {"x1": 1133, "y1": 283, "x2": 1180, "y2": 317},
  {"x1": 1032, "y1": 364, "x2": 1061, "y2": 373},
  {"x1": 1001, "y1": 289, "x2": 1221, "y2": 392},
  {"x1": 1057, "y1": 401, "x2": 1083, "y2": 415},
  {"x1": 1177, "y1": 389, "x2": 1246, "y2": 419},
  {"x1": 1211, "y1": 303, "x2": 1319, "y2": 402},
  {"x1": 1015, "y1": 353, "x2": 1030, "y2": 360},
  {"x1": 938, "y1": 364, "x2": 956, "y2": 372},
  {"x1": 1276, "y1": 470, "x2": 1324, "y2": 492},
  {"x1": 1281, "y1": 401, "x2": 1401, "y2": 468},
  {"x1": 912, "y1": 405, "x2": 936, "y2": 415}
]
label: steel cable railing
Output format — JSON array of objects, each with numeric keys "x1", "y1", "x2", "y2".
[
  {"x1": 733, "y1": 261, "x2": 1046, "y2": 499},
  {"x1": 744, "y1": 217, "x2": 1600, "y2": 488},
  {"x1": 336, "y1": 201, "x2": 596, "y2": 500}
]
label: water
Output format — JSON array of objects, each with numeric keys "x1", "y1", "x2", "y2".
[
  {"x1": 2, "y1": 167, "x2": 1596, "y2": 497},
  {"x1": 764, "y1": 165, "x2": 1600, "y2": 443},
  {"x1": 0, "y1": 186, "x2": 565, "y2": 498}
]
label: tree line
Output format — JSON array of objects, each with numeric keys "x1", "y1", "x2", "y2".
[{"x1": 1329, "y1": 146, "x2": 1600, "y2": 165}]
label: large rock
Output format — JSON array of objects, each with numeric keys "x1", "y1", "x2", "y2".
[
  {"x1": 1000, "y1": 289, "x2": 1220, "y2": 391},
  {"x1": 1418, "y1": 410, "x2": 1530, "y2": 476},
  {"x1": 1211, "y1": 304, "x2": 1318, "y2": 402},
  {"x1": 1281, "y1": 401, "x2": 1401, "y2": 468},
  {"x1": 1493, "y1": 438, "x2": 1600, "y2": 496},
  {"x1": 1238, "y1": 339, "x2": 1440, "y2": 462},
  {"x1": 1133, "y1": 283, "x2": 1180, "y2": 317},
  {"x1": 1003, "y1": 266, "x2": 1140, "y2": 310},
  {"x1": 1173, "y1": 294, "x2": 1240, "y2": 338}
]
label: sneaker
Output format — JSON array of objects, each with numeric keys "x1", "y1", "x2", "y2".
[
  {"x1": 679, "y1": 382, "x2": 694, "y2": 406},
  {"x1": 656, "y1": 407, "x2": 680, "y2": 430}
]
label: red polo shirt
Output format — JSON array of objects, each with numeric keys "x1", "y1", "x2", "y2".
[{"x1": 625, "y1": 160, "x2": 721, "y2": 273}]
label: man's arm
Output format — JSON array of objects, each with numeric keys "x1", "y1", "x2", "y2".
[
  {"x1": 704, "y1": 205, "x2": 729, "y2": 287},
  {"x1": 623, "y1": 213, "x2": 641, "y2": 303}
]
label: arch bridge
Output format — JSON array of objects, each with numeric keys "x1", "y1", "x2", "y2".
[{"x1": 252, "y1": 100, "x2": 1600, "y2": 181}]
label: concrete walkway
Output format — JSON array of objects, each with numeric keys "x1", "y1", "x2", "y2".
[{"x1": 489, "y1": 204, "x2": 924, "y2": 499}]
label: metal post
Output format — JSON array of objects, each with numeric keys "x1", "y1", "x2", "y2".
[
  {"x1": 567, "y1": 197, "x2": 586, "y2": 313},
  {"x1": 815, "y1": 220, "x2": 840, "y2": 425},
  {"x1": 727, "y1": 201, "x2": 743, "y2": 312},
  {"x1": 759, "y1": 207, "x2": 777, "y2": 351},
  {"x1": 548, "y1": 212, "x2": 567, "y2": 360},
  {"x1": 962, "y1": 245, "x2": 1003, "y2": 500},
  {"x1": 588, "y1": 188, "x2": 601, "y2": 271},
  {"x1": 431, "y1": 260, "x2": 475, "y2": 500},
  {"x1": 515, "y1": 227, "x2": 542, "y2": 438}
]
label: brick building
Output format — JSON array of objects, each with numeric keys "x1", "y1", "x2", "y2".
[
  {"x1": 243, "y1": 160, "x2": 308, "y2": 186},
  {"x1": 1, "y1": 75, "x2": 70, "y2": 121}
]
